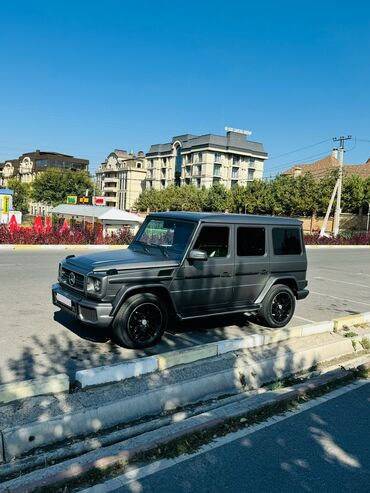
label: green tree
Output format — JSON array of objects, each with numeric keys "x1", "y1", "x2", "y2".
[
  {"x1": 7, "y1": 178, "x2": 31, "y2": 214},
  {"x1": 31, "y1": 169, "x2": 94, "y2": 206},
  {"x1": 342, "y1": 174, "x2": 365, "y2": 213},
  {"x1": 202, "y1": 183, "x2": 232, "y2": 212}
]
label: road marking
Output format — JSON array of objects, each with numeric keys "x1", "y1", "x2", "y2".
[
  {"x1": 80, "y1": 380, "x2": 369, "y2": 492},
  {"x1": 292, "y1": 315, "x2": 315, "y2": 323},
  {"x1": 314, "y1": 276, "x2": 370, "y2": 288},
  {"x1": 310, "y1": 291, "x2": 370, "y2": 307},
  {"x1": 315, "y1": 267, "x2": 370, "y2": 279}
]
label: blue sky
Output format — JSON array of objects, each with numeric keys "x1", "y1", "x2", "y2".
[{"x1": 0, "y1": 0, "x2": 369, "y2": 175}]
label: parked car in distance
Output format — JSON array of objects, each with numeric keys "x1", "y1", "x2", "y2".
[{"x1": 52, "y1": 212, "x2": 309, "y2": 349}]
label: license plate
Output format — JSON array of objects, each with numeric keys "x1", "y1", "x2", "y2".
[{"x1": 56, "y1": 293, "x2": 72, "y2": 308}]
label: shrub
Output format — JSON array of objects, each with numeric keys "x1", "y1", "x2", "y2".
[
  {"x1": 304, "y1": 232, "x2": 370, "y2": 245},
  {"x1": 0, "y1": 224, "x2": 134, "y2": 245}
]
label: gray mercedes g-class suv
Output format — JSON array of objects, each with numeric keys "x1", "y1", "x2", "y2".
[{"x1": 52, "y1": 212, "x2": 309, "y2": 349}]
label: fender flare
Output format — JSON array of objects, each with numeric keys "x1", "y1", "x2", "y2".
[
  {"x1": 111, "y1": 283, "x2": 178, "y2": 317},
  {"x1": 255, "y1": 276, "x2": 298, "y2": 304}
]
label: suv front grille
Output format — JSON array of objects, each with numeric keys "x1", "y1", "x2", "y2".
[{"x1": 61, "y1": 267, "x2": 85, "y2": 292}]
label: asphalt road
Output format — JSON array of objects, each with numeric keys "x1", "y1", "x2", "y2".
[
  {"x1": 112, "y1": 381, "x2": 370, "y2": 493},
  {"x1": 0, "y1": 248, "x2": 370, "y2": 384}
]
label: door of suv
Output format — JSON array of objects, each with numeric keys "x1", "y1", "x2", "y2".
[
  {"x1": 173, "y1": 224, "x2": 234, "y2": 316},
  {"x1": 233, "y1": 225, "x2": 270, "y2": 306}
]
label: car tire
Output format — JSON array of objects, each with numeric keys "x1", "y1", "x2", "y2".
[
  {"x1": 258, "y1": 284, "x2": 295, "y2": 328},
  {"x1": 112, "y1": 293, "x2": 168, "y2": 349}
]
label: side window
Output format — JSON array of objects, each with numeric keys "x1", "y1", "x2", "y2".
[
  {"x1": 193, "y1": 226, "x2": 229, "y2": 258},
  {"x1": 237, "y1": 227, "x2": 265, "y2": 256},
  {"x1": 272, "y1": 228, "x2": 302, "y2": 255}
]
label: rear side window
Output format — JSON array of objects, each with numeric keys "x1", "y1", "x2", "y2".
[
  {"x1": 237, "y1": 227, "x2": 265, "y2": 256},
  {"x1": 272, "y1": 228, "x2": 302, "y2": 255},
  {"x1": 193, "y1": 226, "x2": 229, "y2": 258}
]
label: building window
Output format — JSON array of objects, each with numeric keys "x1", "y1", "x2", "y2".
[
  {"x1": 161, "y1": 168, "x2": 166, "y2": 178},
  {"x1": 248, "y1": 168, "x2": 255, "y2": 180},
  {"x1": 249, "y1": 158, "x2": 256, "y2": 167},
  {"x1": 213, "y1": 164, "x2": 221, "y2": 176},
  {"x1": 198, "y1": 152, "x2": 203, "y2": 162},
  {"x1": 35, "y1": 159, "x2": 48, "y2": 167},
  {"x1": 232, "y1": 155, "x2": 240, "y2": 166},
  {"x1": 232, "y1": 167, "x2": 239, "y2": 179},
  {"x1": 231, "y1": 180, "x2": 238, "y2": 188},
  {"x1": 161, "y1": 179, "x2": 166, "y2": 188},
  {"x1": 194, "y1": 164, "x2": 202, "y2": 176},
  {"x1": 213, "y1": 177, "x2": 221, "y2": 184},
  {"x1": 237, "y1": 227, "x2": 265, "y2": 256},
  {"x1": 185, "y1": 165, "x2": 191, "y2": 177},
  {"x1": 185, "y1": 178, "x2": 191, "y2": 185},
  {"x1": 215, "y1": 152, "x2": 222, "y2": 163},
  {"x1": 272, "y1": 228, "x2": 302, "y2": 255},
  {"x1": 175, "y1": 145, "x2": 182, "y2": 186},
  {"x1": 136, "y1": 162, "x2": 142, "y2": 169},
  {"x1": 149, "y1": 159, "x2": 154, "y2": 168},
  {"x1": 163, "y1": 157, "x2": 167, "y2": 165},
  {"x1": 196, "y1": 178, "x2": 201, "y2": 188}
]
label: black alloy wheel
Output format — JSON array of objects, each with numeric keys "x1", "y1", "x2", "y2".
[
  {"x1": 127, "y1": 302, "x2": 163, "y2": 344},
  {"x1": 112, "y1": 293, "x2": 168, "y2": 349},
  {"x1": 271, "y1": 292, "x2": 293, "y2": 324},
  {"x1": 258, "y1": 284, "x2": 296, "y2": 328}
]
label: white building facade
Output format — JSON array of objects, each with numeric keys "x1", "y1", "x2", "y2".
[
  {"x1": 96, "y1": 150, "x2": 146, "y2": 210},
  {"x1": 145, "y1": 130, "x2": 268, "y2": 190}
]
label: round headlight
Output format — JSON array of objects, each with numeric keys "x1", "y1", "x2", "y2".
[{"x1": 93, "y1": 278, "x2": 102, "y2": 292}]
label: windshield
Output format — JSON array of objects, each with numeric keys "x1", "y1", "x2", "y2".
[{"x1": 130, "y1": 218, "x2": 196, "y2": 258}]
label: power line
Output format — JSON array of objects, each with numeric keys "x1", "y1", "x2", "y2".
[
  {"x1": 267, "y1": 138, "x2": 332, "y2": 160},
  {"x1": 265, "y1": 149, "x2": 332, "y2": 173}
]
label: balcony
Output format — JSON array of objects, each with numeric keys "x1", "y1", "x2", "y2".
[{"x1": 103, "y1": 186, "x2": 118, "y2": 192}]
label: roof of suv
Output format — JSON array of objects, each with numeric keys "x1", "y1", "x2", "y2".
[{"x1": 148, "y1": 212, "x2": 302, "y2": 226}]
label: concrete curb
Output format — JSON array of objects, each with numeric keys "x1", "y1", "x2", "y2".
[
  {"x1": 75, "y1": 321, "x2": 333, "y2": 388},
  {"x1": 1, "y1": 244, "x2": 369, "y2": 250},
  {"x1": 3, "y1": 332, "x2": 364, "y2": 462},
  {"x1": 333, "y1": 312, "x2": 370, "y2": 331},
  {"x1": 306, "y1": 245, "x2": 370, "y2": 249},
  {"x1": 0, "y1": 244, "x2": 127, "y2": 250},
  {"x1": 0, "y1": 374, "x2": 69, "y2": 406}
]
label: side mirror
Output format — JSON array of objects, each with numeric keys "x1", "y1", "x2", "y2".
[{"x1": 188, "y1": 249, "x2": 208, "y2": 261}]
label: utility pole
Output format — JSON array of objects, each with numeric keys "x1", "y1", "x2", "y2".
[
  {"x1": 332, "y1": 136, "x2": 351, "y2": 237},
  {"x1": 319, "y1": 135, "x2": 351, "y2": 238}
]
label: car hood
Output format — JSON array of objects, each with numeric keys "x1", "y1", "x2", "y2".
[{"x1": 65, "y1": 247, "x2": 180, "y2": 273}]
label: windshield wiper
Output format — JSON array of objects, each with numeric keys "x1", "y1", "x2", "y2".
[
  {"x1": 149, "y1": 243, "x2": 169, "y2": 258},
  {"x1": 133, "y1": 241, "x2": 151, "y2": 255}
]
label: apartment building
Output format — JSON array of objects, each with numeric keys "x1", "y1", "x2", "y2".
[
  {"x1": 96, "y1": 150, "x2": 146, "y2": 210},
  {"x1": 145, "y1": 129, "x2": 268, "y2": 190},
  {"x1": 0, "y1": 150, "x2": 89, "y2": 187}
]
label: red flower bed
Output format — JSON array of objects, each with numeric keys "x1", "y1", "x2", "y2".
[
  {"x1": 304, "y1": 233, "x2": 370, "y2": 245},
  {"x1": 0, "y1": 224, "x2": 133, "y2": 245}
]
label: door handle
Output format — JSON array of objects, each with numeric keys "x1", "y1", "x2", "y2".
[
  {"x1": 221, "y1": 272, "x2": 232, "y2": 277},
  {"x1": 260, "y1": 269, "x2": 268, "y2": 275}
]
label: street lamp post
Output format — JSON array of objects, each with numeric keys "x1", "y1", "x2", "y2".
[{"x1": 366, "y1": 201, "x2": 370, "y2": 233}]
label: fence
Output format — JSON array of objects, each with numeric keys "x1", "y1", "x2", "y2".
[{"x1": 299, "y1": 213, "x2": 369, "y2": 233}]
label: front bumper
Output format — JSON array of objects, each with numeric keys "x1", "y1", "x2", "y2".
[
  {"x1": 296, "y1": 289, "x2": 309, "y2": 300},
  {"x1": 52, "y1": 283, "x2": 114, "y2": 328}
]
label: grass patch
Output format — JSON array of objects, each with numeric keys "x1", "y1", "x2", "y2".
[
  {"x1": 344, "y1": 331, "x2": 358, "y2": 338},
  {"x1": 360, "y1": 337, "x2": 370, "y2": 351}
]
